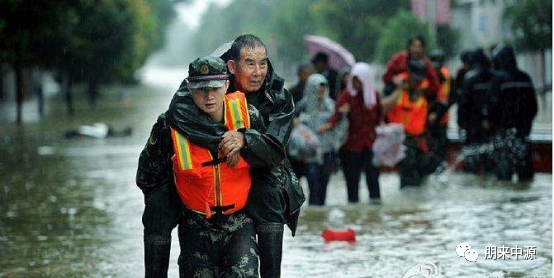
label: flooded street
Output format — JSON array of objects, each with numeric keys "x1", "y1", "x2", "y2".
[{"x1": 0, "y1": 81, "x2": 551, "y2": 277}]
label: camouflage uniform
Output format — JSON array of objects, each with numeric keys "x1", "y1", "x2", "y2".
[
  {"x1": 493, "y1": 130, "x2": 534, "y2": 181},
  {"x1": 178, "y1": 210, "x2": 258, "y2": 278}
]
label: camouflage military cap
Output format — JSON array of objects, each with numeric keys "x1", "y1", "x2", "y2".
[{"x1": 186, "y1": 56, "x2": 228, "y2": 89}]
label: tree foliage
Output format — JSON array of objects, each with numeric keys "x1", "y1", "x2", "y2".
[
  {"x1": 436, "y1": 25, "x2": 459, "y2": 59},
  {"x1": 375, "y1": 9, "x2": 435, "y2": 63},
  {"x1": 192, "y1": 0, "x2": 459, "y2": 69},
  {"x1": 0, "y1": 0, "x2": 176, "y2": 84},
  {"x1": 315, "y1": 0, "x2": 409, "y2": 61},
  {"x1": 503, "y1": 0, "x2": 552, "y2": 52}
]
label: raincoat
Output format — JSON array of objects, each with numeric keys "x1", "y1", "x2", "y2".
[
  {"x1": 489, "y1": 46, "x2": 537, "y2": 180},
  {"x1": 296, "y1": 74, "x2": 346, "y2": 161},
  {"x1": 170, "y1": 60, "x2": 305, "y2": 235},
  {"x1": 489, "y1": 46, "x2": 538, "y2": 137},
  {"x1": 457, "y1": 49, "x2": 494, "y2": 144},
  {"x1": 295, "y1": 74, "x2": 345, "y2": 206}
]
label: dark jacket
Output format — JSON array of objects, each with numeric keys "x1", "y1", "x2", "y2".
[
  {"x1": 489, "y1": 46, "x2": 538, "y2": 137},
  {"x1": 169, "y1": 61, "x2": 305, "y2": 235},
  {"x1": 323, "y1": 68, "x2": 338, "y2": 100},
  {"x1": 289, "y1": 81, "x2": 306, "y2": 104},
  {"x1": 457, "y1": 49, "x2": 494, "y2": 142}
]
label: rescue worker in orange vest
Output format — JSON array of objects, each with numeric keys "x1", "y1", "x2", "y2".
[
  {"x1": 427, "y1": 49, "x2": 456, "y2": 166},
  {"x1": 137, "y1": 56, "x2": 273, "y2": 277},
  {"x1": 383, "y1": 59, "x2": 433, "y2": 188}
]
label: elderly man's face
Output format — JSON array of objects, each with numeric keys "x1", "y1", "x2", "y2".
[{"x1": 228, "y1": 46, "x2": 268, "y2": 93}]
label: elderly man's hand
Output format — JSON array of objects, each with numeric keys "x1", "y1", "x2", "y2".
[
  {"x1": 227, "y1": 152, "x2": 240, "y2": 168},
  {"x1": 219, "y1": 130, "x2": 245, "y2": 157}
]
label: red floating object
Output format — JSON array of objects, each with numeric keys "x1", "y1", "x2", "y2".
[{"x1": 321, "y1": 228, "x2": 356, "y2": 242}]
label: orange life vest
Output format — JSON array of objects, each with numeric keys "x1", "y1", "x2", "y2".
[
  {"x1": 397, "y1": 72, "x2": 430, "y2": 91},
  {"x1": 387, "y1": 89, "x2": 428, "y2": 136},
  {"x1": 171, "y1": 91, "x2": 251, "y2": 218},
  {"x1": 437, "y1": 67, "x2": 451, "y2": 125}
]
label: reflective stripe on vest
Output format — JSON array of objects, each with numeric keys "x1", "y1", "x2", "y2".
[
  {"x1": 225, "y1": 92, "x2": 250, "y2": 130},
  {"x1": 438, "y1": 67, "x2": 451, "y2": 103},
  {"x1": 171, "y1": 91, "x2": 251, "y2": 218},
  {"x1": 171, "y1": 130, "x2": 194, "y2": 171},
  {"x1": 398, "y1": 72, "x2": 430, "y2": 91},
  {"x1": 387, "y1": 90, "x2": 428, "y2": 136},
  {"x1": 438, "y1": 67, "x2": 451, "y2": 125}
]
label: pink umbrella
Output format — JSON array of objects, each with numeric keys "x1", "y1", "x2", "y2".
[{"x1": 304, "y1": 35, "x2": 356, "y2": 72}]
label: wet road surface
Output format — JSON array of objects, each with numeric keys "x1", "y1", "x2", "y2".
[{"x1": 0, "y1": 84, "x2": 551, "y2": 277}]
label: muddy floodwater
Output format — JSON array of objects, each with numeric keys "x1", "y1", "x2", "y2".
[{"x1": 0, "y1": 85, "x2": 551, "y2": 277}]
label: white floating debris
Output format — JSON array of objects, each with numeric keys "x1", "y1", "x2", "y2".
[
  {"x1": 38, "y1": 146, "x2": 55, "y2": 156},
  {"x1": 328, "y1": 208, "x2": 346, "y2": 223}
]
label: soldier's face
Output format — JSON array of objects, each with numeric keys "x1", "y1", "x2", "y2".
[
  {"x1": 228, "y1": 46, "x2": 268, "y2": 93},
  {"x1": 190, "y1": 81, "x2": 229, "y2": 121}
]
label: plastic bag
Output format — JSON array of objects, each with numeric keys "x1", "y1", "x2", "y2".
[
  {"x1": 372, "y1": 123, "x2": 406, "y2": 167},
  {"x1": 328, "y1": 117, "x2": 349, "y2": 151},
  {"x1": 288, "y1": 124, "x2": 321, "y2": 163}
]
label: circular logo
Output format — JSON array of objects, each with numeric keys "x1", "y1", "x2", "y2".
[{"x1": 200, "y1": 64, "x2": 209, "y2": 75}]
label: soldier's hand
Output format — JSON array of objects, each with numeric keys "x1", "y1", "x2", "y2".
[
  {"x1": 219, "y1": 131, "x2": 245, "y2": 157},
  {"x1": 227, "y1": 152, "x2": 239, "y2": 168}
]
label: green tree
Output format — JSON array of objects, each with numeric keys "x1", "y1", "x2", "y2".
[
  {"x1": 316, "y1": 0, "x2": 409, "y2": 62},
  {"x1": 146, "y1": 0, "x2": 177, "y2": 52},
  {"x1": 503, "y1": 0, "x2": 552, "y2": 90},
  {"x1": 0, "y1": 0, "x2": 75, "y2": 122},
  {"x1": 192, "y1": 0, "x2": 278, "y2": 58},
  {"x1": 503, "y1": 0, "x2": 551, "y2": 53},
  {"x1": 1, "y1": 0, "x2": 176, "y2": 117},
  {"x1": 436, "y1": 25, "x2": 459, "y2": 59},
  {"x1": 267, "y1": 0, "x2": 326, "y2": 67},
  {"x1": 375, "y1": 9, "x2": 434, "y2": 64}
]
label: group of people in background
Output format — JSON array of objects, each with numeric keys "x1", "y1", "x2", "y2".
[{"x1": 289, "y1": 35, "x2": 538, "y2": 207}]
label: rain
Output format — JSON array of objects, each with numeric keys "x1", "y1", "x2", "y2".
[{"x1": 0, "y1": 0, "x2": 551, "y2": 277}]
